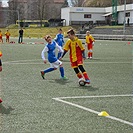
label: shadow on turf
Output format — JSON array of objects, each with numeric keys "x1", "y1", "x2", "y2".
[
  {"x1": 73, "y1": 85, "x2": 99, "y2": 91},
  {"x1": 54, "y1": 79, "x2": 71, "y2": 85},
  {"x1": 85, "y1": 58, "x2": 101, "y2": 61},
  {"x1": 0, "y1": 104, "x2": 14, "y2": 114},
  {"x1": 42, "y1": 78, "x2": 72, "y2": 85}
]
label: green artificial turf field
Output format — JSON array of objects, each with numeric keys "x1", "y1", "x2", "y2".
[{"x1": 0, "y1": 38, "x2": 132, "y2": 133}]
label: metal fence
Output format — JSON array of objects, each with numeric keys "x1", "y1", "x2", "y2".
[{"x1": 76, "y1": 34, "x2": 133, "y2": 41}]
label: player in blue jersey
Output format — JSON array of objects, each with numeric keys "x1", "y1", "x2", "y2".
[
  {"x1": 54, "y1": 29, "x2": 65, "y2": 59},
  {"x1": 40, "y1": 35, "x2": 67, "y2": 80}
]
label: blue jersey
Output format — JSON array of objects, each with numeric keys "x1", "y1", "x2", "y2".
[
  {"x1": 41, "y1": 41, "x2": 63, "y2": 63},
  {"x1": 54, "y1": 33, "x2": 64, "y2": 47},
  {"x1": 46, "y1": 41, "x2": 57, "y2": 63}
]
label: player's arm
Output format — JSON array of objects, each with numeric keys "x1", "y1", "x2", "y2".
[
  {"x1": 54, "y1": 34, "x2": 58, "y2": 42},
  {"x1": 0, "y1": 59, "x2": 2, "y2": 66},
  {"x1": 61, "y1": 50, "x2": 67, "y2": 58},
  {"x1": 78, "y1": 40, "x2": 86, "y2": 59},
  {"x1": 0, "y1": 59, "x2": 2, "y2": 72},
  {"x1": 90, "y1": 35, "x2": 95, "y2": 45},
  {"x1": 55, "y1": 42, "x2": 63, "y2": 53},
  {"x1": 82, "y1": 50, "x2": 86, "y2": 59},
  {"x1": 60, "y1": 40, "x2": 70, "y2": 59},
  {"x1": 41, "y1": 46, "x2": 48, "y2": 64},
  {"x1": 62, "y1": 35, "x2": 65, "y2": 44}
]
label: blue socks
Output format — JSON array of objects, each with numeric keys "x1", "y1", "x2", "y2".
[
  {"x1": 44, "y1": 67, "x2": 64, "y2": 77},
  {"x1": 59, "y1": 67, "x2": 64, "y2": 77},
  {"x1": 44, "y1": 68, "x2": 55, "y2": 73}
]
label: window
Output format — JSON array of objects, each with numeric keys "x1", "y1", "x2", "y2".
[
  {"x1": 84, "y1": 14, "x2": 91, "y2": 18},
  {"x1": 125, "y1": 12, "x2": 130, "y2": 17}
]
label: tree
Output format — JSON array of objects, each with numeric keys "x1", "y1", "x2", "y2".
[
  {"x1": 36, "y1": 0, "x2": 50, "y2": 26},
  {"x1": 62, "y1": 0, "x2": 68, "y2": 7},
  {"x1": 8, "y1": 0, "x2": 27, "y2": 25}
]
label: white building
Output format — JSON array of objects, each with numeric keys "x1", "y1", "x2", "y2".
[{"x1": 61, "y1": 4, "x2": 133, "y2": 26}]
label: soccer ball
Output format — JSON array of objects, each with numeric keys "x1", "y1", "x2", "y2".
[{"x1": 78, "y1": 78, "x2": 86, "y2": 86}]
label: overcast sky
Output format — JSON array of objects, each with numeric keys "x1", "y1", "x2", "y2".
[{"x1": 1, "y1": 0, "x2": 8, "y2": 7}]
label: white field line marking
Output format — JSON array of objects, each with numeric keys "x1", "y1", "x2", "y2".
[
  {"x1": 3, "y1": 61, "x2": 131, "y2": 65},
  {"x1": 3, "y1": 59, "x2": 42, "y2": 63},
  {"x1": 52, "y1": 94, "x2": 133, "y2": 127},
  {"x1": 54, "y1": 94, "x2": 133, "y2": 99}
]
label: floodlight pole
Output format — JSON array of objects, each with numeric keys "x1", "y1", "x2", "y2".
[{"x1": 123, "y1": 0, "x2": 126, "y2": 36}]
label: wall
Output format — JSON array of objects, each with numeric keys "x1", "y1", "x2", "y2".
[{"x1": 61, "y1": 8, "x2": 70, "y2": 26}]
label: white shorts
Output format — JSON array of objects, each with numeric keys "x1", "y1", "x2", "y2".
[{"x1": 50, "y1": 60, "x2": 62, "y2": 68}]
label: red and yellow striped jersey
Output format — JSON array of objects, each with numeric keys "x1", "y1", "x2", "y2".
[{"x1": 64, "y1": 37, "x2": 85, "y2": 62}]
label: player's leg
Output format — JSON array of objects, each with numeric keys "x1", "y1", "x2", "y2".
[
  {"x1": 41, "y1": 62, "x2": 57, "y2": 79},
  {"x1": 20, "y1": 36, "x2": 22, "y2": 43},
  {"x1": 6, "y1": 36, "x2": 9, "y2": 43},
  {"x1": 18, "y1": 36, "x2": 20, "y2": 43},
  {"x1": 0, "y1": 59, "x2": 2, "y2": 102},
  {"x1": 78, "y1": 65, "x2": 90, "y2": 84},
  {"x1": 73, "y1": 67, "x2": 83, "y2": 79},
  {"x1": 89, "y1": 49, "x2": 93, "y2": 59},
  {"x1": 89, "y1": 44, "x2": 93, "y2": 59},
  {"x1": 54, "y1": 60, "x2": 67, "y2": 79},
  {"x1": 41, "y1": 67, "x2": 56, "y2": 79},
  {"x1": 21, "y1": 36, "x2": 23, "y2": 43},
  {"x1": 0, "y1": 98, "x2": 2, "y2": 103},
  {"x1": 8, "y1": 37, "x2": 9, "y2": 43},
  {"x1": 72, "y1": 61, "x2": 83, "y2": 80},
  {"x1": 87, "y1": 44, "x2": 90, "y2": 58}
]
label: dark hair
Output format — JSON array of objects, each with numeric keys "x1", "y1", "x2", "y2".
[
  {"x1": 67, "y1": 29, "x2": 75, "y2": 35},
  {"x1": 44, "y1": 35, "x2": 51, "y2": 41}
]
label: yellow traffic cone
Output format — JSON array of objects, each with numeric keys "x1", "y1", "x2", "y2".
[{"x1": 98, "y1": 111, "x2": 109, "y2": 117}]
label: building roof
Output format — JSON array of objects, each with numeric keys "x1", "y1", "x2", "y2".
[
  {"x1": 9, "y1": 0, "x2": 65, "y2": 3},
  {"x1": 9, "y1": 0, "x2": 28, "y2": 2},
  {"x1": 102, "y1": 12, "x2": 112, "y2": 16}
]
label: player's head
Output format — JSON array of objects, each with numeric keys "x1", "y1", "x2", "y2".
[
  {"x1": 59, "y1": 28, "x2": 62, "y2": 33},
  {"x1": 67, "y1": 29, "x2": 75, "y2": 40},
  {"x1": 86, "y1": 31, "x2": 90, "y2": 35},
  {"x1": 44, "y1": 35, "x2": 52, "y2": 43}
]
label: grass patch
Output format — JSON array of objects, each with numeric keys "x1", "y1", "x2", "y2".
[
  {"x1": 0, "y1": 39, "x2": 132, "y2": 133},
  {"x1": 0, "y1": 26, "x2": 73, "y2": 38},
  {"x1": 95, "y1": 25, "x2": 124, "y2": 28}
]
